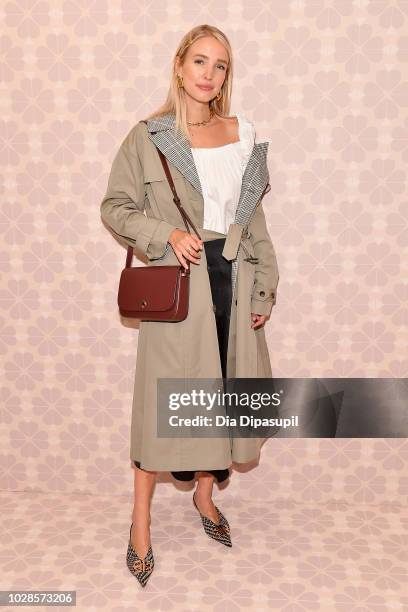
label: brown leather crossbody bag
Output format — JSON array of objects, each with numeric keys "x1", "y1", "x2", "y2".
[{"x1": 117, "y1": 136, "x2": 202, "y2": 322}]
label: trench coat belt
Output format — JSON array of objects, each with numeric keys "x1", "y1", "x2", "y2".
[{"x1": 221, "y1": 223, "x2": 250, "y2": 261}]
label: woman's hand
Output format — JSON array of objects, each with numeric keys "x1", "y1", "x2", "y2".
[
  {"x1": 251, "y1": 313, "x2": 266, "y2": 329},
  {"x1": 169, "y1": 229, "x2": 203, "y2": 270}
]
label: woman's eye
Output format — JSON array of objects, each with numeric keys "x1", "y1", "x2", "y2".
[{"x1": 194, "y1": 59, "x2": 225, "y2": 70}]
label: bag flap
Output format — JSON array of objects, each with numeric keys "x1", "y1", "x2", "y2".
[{"x1": 118, "y1": 266, "x2": 182, "y2": 312}]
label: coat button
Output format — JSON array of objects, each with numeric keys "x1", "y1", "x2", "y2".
[
  {"x1": 260, "y1": 291, "x2": 265, "y2": 297},
  {"x1": 207, "y1": 265, "x2": 211, "y2": 270}
]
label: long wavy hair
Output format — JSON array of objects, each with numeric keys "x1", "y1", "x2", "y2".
[{"x1": 143, "y1": 24, "x2": 234, "y2": 142}]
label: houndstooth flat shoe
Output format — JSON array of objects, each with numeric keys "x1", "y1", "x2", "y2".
[
  {"x1": 193, "y1": 491, "x2": 232, "y2": 547},
  {"x1": 126, "y1": 523, "x2": 155, "y2": 587}
]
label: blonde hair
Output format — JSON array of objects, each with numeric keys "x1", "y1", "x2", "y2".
[{"x1": 143, "y1": 24, "x2": 233, "y2": 142}]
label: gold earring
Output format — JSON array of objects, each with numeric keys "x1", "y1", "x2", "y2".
[{"x1": 177, "y1": 74, "x2": 184, "y2": 88}]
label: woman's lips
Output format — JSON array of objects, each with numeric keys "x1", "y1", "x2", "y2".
[{"x1": 197, "y1": 85, "x2": 213, "y2": 91}]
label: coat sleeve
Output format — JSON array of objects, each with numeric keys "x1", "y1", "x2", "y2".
[
  {"x1": 248, "y1": 199, "x2": 279, "y2": 317},
  {"x1": 100, "y1": 122, "x2": 178, "y2": 260}
]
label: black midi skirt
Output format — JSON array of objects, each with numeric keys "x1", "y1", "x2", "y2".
[{"x1": 134, "y1": 237, "x2": 232, "y2": 484}]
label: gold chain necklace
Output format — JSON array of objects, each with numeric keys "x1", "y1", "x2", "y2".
[{"x1": 187, "y1": 108, "x2": 215, "y2": 127}]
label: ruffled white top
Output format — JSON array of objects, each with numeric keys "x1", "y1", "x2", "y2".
[{"x1": 191, "y1": 113, "x2": 256, "y2": 235}]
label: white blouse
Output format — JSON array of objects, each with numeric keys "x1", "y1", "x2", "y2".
[{"x1": 191, "y1": 113, "x2": 256, "y2": 235}]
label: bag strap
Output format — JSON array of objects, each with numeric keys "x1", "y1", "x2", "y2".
[
  {"x1": 141, "y1": 120, "x2": 202, "y2": 240},
  {"x1": 125, "y1": 122, "x2": 202, "y2": 266},
  {"x1": 155, "y1": 146, "x2": 202, "y2": 241}
]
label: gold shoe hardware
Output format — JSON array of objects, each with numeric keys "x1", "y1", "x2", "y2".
[{"x1": 133, "y1": 558, "x2": 154, "y2": 573}]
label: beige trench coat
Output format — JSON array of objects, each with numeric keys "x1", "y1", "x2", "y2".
[{"x1": 100, "y1": 114, "x2": 279, "y2": 472}]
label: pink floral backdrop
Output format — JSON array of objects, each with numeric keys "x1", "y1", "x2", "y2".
[{"x1": 1, "y1": 1, "x2": 407, "y2": 503}]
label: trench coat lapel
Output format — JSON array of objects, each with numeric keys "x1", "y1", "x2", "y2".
[
  {"x1": 146, "y1": 114, "x2": 203, "y2": 195},
  {"x1": 145, "y1": 113, "x2": 269, "y2": 229}
]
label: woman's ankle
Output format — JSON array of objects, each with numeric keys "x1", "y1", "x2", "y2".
[
  {"x1": 132, "y1": 506, "x2": 151, "y2": 524},
  {"x1": 194, "y1": 487, "x2": 215, "y2": 505}
]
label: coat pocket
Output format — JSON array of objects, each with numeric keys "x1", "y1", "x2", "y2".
[
  {"x1": 144, "y1": 168, "x2": 198, "y2": 237},
  {"x1": 144, "y1": 166, "x2": 185, "y2": 185},
  {"x1": 143, "y1": 168, "x2": 185, "y2": 204}
]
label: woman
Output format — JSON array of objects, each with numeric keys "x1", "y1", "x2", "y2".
[{"x1": 100, "y1": 24, "x2": 279, "y2": 586}]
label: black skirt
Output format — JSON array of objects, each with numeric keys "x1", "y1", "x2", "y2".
[{"x1": 134, "y1": 237, "x2": 232, "y2": 484}]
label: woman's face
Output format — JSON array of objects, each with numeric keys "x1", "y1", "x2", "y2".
[{"x1": 176, "y1": 36, "x2": 229, "y2": 103}]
